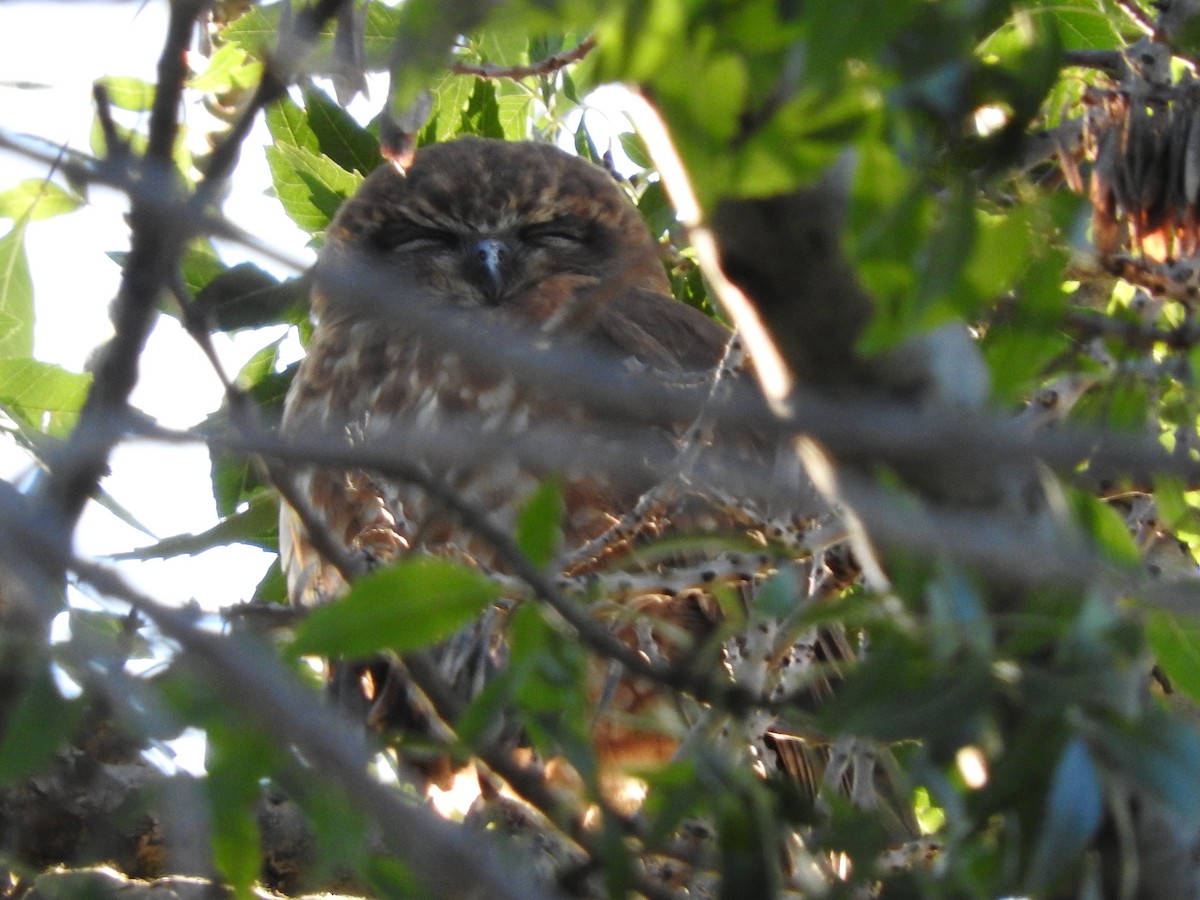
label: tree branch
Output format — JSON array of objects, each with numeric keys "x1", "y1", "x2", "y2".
[
  {"x1": 450, "y1": 34, "x2": 596, "y2": 80},
  {"x1": 0, "y1": 482, "x2": 564, "y2": 900}
]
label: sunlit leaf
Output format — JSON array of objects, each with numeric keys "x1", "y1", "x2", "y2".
[
  {"x1": 224, "y1": 0, "x2": 405, "y2": 68},
  {"x1": 187, "y1": 42, "x2": 262, "y2": 94},
  {"x1": 0, "y1": 359, "x2": 91, "y2": 436},
  {"x1": 0, "y1": 218, "x2": 33, "y2": 358},
  {"x1": 266, "y1": 95, "x2": 320, "y2": 154},
  {"x1": 426, "y1": 73, "x2": 478, "y2": 143},
  {"x1": 178, "y1": 241, "x2": 228, "y2": 295},
  {"x1": 265, "y1": 143, "x2": 362, "y2": 235},
  {"x1": 618, "y1": 131, "x2": 652, "y2": 169},
  {"x1": 0, "y1": 180, "x2": 82, "y2": 221},
  {"x1": 96, "y1": 75, "x2": 155, "y2": 111},
  {"x1": 496, "y1": 92, "x2": 533, "y2": 141}
]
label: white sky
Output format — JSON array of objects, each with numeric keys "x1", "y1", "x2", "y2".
[{"x1": 0, "y1": 0, "x2": 309, "y2": 610}]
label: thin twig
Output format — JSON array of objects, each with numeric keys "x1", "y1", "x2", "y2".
[
  {"x1": 1064, "y1": 308, "x2": 1200, "y2": 350},
  {"x1": 90, "y1": 83, "x2": 126, "y2": 159},
  {"x1": 450, "y1": 34, "x2": 596, "y2": 80},
  {"x1": 0, "y1": 128, "x2": 310, "y2": 274},
  {"x1": 145, "y1": 0, "x2": 204, "y2": 163},
  {"x1": 1062, "y1": 48, "x2": 1124, "y2": 75},
  {"x1": 35, "y1": 0, "x2": 208, "y2": 534}
]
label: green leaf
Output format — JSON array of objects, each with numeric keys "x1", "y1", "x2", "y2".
[
  {"x1": 496, "y1": 92, "x2": 533, "y2": 142},
  {"x1": 179, "y1": 241, "x2": 228, "y2": 295},
  {"x1": 0, "y1": 180, "x2": 82, "y2": 221},
  {"x1": 265, "y1": 95, "x2": 320, "y2": 154},
  {"x1": 251, "y1": 559, "x2": 288, "y2": 605},
  {"x1": 1026, "y1": 738, "x2": 1103, "y2": 891},
  {"x1": 187, "y1": 42, "x2": 262, "y2": 94},
  {"x1": 196, "y1": 263, "x2": 308, "y2": 332},
  {"x1": 302, "y1": 85, "x2": 384, "y2": 176},
  {"x1": 1153, "y1": 476, "x2": 1200, "y2": 543},
  {"x1": 0, "y1": 668, "x2": 80, "y2": 782},
  {"x1": 0, "y1": 219, "x2": 33, "y2": 358},
  {"x1": 0, "y1": 359, "x2": 92, "y2": 437},
  {"x1": 507, "y1": 604, "x2": 593, "y2": 774},
  {"x1": 821, "y1": 631, "x2": 989, "y2": 753},
  {"x1": 459, "y1": 78, "x2": 505, "y2": 140},
  {"x1": 220, "y1": 3, "x2": 286, "y2": 55},
  {"x1": 206, "y1": 720, "x2": 273, "y2": 897},
  {"x1": 1093, "y1": 707, "x2": 1200, "y2": 823},
  {"x1": 265, "y1": 143, "x2": 362, "y2": 235},
  {"x1": 618, "y1": 132, "x2": 653, "y2": 169},
  {"x1": 1069, "y1": 492, "x2": 1141, "y2": 567},
  {"x1": 424, "y1": 73, "x2": 475, "y2": 142},
  {"x1": 96, "y1": 75, "x2": 155, "y2": 111},
  {"x1": 92, "y1": 487, "x2": 158, "y2": 539},
  {"x1": 473, "y1": 25, "x2": 529, "y2": 67},
  {"x1": 717, "y1": 787, "x2": 778, "y2": 899},
  {"x1": 753, "y1": 566, "x2": 802, "y2": 619},
  {"x1": 112, "y1": 494, "x2": 279, "y2": 560},
  {"x1": 70, "y1": 608, "x2": 153, "y2": 659},
  {"x1": 206, "y1": 348, "x2": 290, "y2": 517},
  {"x1": 515, "y1": 477, "x2": 563, "y2": 569},
  {"x1": 926, "y1": 567, "x2": 993, "y2": 661},
  {"x1": 805, "y1": 0, "x2": 923, "y2": 79},
  {"x1": 210, "y1": 451, "x2": 260, "y2": 519},
  {"x1": 291, "y1": 557, "x2": 501, "y2": 657},
  {"x1": 223, "y1": 1, "x2": 404, "y2": 71},
  {"x1": 424, "y1": 73, "x2": 477, "y2": 142},
  {"x1": 1147, "y1": 611, "x2": 1200, "y2": 704}
]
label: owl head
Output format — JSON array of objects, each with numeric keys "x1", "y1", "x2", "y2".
[{"x1": 313, "y1": 137, "x2": 671, "y2": 327}]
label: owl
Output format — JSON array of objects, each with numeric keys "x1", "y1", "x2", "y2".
[
  {"x1": 278, "y1": 137, "x2": 746, "y2": 751},
  {"x1": 277, "y1": 137, "x2": 904, "y2": 829},
  {"x1": 280, "y1": 138, "x2": 735, "y2": 571}
]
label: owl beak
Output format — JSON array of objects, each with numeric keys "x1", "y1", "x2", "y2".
[{"x1": 472, "y1": 238, "x2": 509, "y2": 302}]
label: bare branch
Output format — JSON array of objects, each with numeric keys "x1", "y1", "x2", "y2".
[
  {"x1": 450, "y1": 35, "x2": 596, "y2": 80},
  {"x1": 0, "y1": 128, "x2": 309, "y2": 274},
  {"x1": 145, "y1": 0, "x2": 205, "y2": 164},
  {"x1": 30, "y1": 0, "x2": 355, "y2": 538}
]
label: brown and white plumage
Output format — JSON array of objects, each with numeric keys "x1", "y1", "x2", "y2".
[{"x1": 276, "y1": 138, "x2": 910, "y2": 834}]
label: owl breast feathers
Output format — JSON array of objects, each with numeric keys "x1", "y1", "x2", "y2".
[{"x1": 279, "y1": 137, "x2": 735, "y2": 606}]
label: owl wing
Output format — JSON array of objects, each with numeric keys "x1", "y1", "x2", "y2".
[{"x1": 593, "y1": 287, "x2": 729, "y2": 374}]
